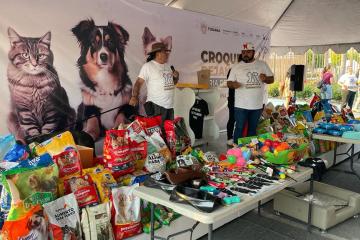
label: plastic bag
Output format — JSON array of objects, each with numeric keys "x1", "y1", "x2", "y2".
[
  {"x1": 112, "y1": 184, "x2": 142, "y2": 239},
  {"x1": 43, "y1": 193, "x2": 82, "y2": 240},
  {"x1": 81, "y1": 202, "x2": 114, "y2": 240}
]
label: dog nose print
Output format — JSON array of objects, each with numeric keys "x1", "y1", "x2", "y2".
[{"x1": 100, "y1": 53, "x2": 108, "y2": 62}]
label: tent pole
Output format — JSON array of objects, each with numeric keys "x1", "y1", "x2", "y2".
[
  {"x1": 271, "y1": 0, "x2": 295, "y2": 30},
  {"x1": 165, "y1": 0, "x2": 178, "y2": 6}
]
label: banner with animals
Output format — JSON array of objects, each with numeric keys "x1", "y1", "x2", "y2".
[{"x1": 0, "y1": 0, "x2": 270, "y2": 143}]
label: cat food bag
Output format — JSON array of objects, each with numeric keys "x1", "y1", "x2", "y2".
[
  {"x1": 164, "y1": 117, "x2": 191, "y2": 158},
  {"x1": 144, "y1": 132, "x2": 171, "y2": 173},
  {"x1": 130, "y1": 141, "x2": 147, "y2": 171},
  {"x1": 83, "y1": 165, "x2": 117, "y2": 203},
  {"x1": 34, "y1": 131, "x2": 78, "y2": 157},
  {"x1": 2, "y1": 154, "x2": 59, "y2": 209},
  {"x1": 81, "y1": 202, "x2": 114, "y2": 240},
  {"x1": 53, "y1": 149, "x2": 82, "y2": 179},
  {"x1": 2, "y1": 204, "x2": 49, "y2": 240},
  {"x1": 43, "y1": 193, "x2": 82, "y2": 240},
  {"x1": 111, "y1": 184, "x2": 142, "y2": 240},
  {"x1": 64, "y1": 174, "x2": 100, "y2": 208},
  {"x1": 0, "y1": 134, "x2": 16, "y2": 161},
  {"x1": 135, "y1": 116, "x2": 162, "y2": 136}
]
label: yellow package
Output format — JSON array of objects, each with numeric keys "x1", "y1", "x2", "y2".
[
  {"x1": 314, "y1": 111, "x2": 325, "y2": 122},
  {"x1": 34, "y1": 131, "x2": 77, "y2": 157},
  {"x1": 83, "y1": 165, "x2": 117, "y2": 203}
]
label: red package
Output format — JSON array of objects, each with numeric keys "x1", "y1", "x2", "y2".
[
  {"x1": 164, "y1": 117, "x2": 191, "y2": 158},
  {"x1": 53, "y1": 149, "x2": 82, "y2": 178},
  {"x1": 135, "y1": 116, "x2": 162, "y2": 136},
  {"x1": 105, "y1": 159, "x2": 135, "y2": 179},
  {"x1": 64, "y1": 174, "x2": 100, "y2": 208}
]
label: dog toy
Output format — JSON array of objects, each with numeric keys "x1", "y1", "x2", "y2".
[{"x1": 223, "y1": 196, "x2": 241, "y2": 205}]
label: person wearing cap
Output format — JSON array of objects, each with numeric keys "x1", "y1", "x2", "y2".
[
  {"x1": 227, "y1": 42, "x2": 274, "y2": 142},
  {"x1": 129, "y1": 42, "x2": 179, "y2": 127}
]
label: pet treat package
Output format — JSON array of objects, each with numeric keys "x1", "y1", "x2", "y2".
[
  {"x1": 2, "y1": 153, "x2": 59, "y2": 209},
  {"x1": 103, "y1": 129, "x2": 135, "y2": 178},
  {"x1": 64, "y1": 174, "x2": 100, "y2": 208},
  {"x1": 111, "y1": 184, "x2": 142, "y2": 240},
  {"x1": 43, "y1": 193, "x2": 82, "y2": 240},
  {"x1": 1, "y1": 204, "x2": 49, "y2": 240},
  {"x1": 135, "y1": 116, "x2": 162, "y2": 136},
  {"x1": 164, "y1": 117, "x2": 191, "y2": 158},
  {"x1": 81, "y1": 202, "x2": 114, "y2": 240},
  {"x1": 53, "y1": 149, "x2": 82, "y2": 179},
  {"x1": 83, "y1": 165, "x2": 117, "y2": 203},
  {"x1": 34, "y1": 131, "x2": 78, "y2": 157},
  {"x1": 145, "y1": 132, "x2": 172, "y2": 173}
]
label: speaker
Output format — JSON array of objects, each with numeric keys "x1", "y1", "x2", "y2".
[{"x1": 289, "y1": 65, "x2": 305, "y2": 91}]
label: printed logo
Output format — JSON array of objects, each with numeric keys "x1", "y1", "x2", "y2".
[
  {"x1": 246, "y1": 72, "x2": 261, "y2": 88},
  {"x1": 163, "y1": 71, "x2": 174, "y2": 90}
]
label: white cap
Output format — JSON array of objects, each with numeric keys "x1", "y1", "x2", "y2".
[{"x1": 241, "y1": 42, "x2": 255, "y2": 51}]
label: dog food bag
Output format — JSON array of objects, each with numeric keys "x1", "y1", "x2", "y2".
[
  {"x1": 144, "y1": 132, "x2": 171, "y2": 173},
  {"x1": 83, "y1": 165, "x2": 117, "y2": 203},
  {"x1": 2, "y1": 154, "x2": 59, "y2": 209},
  {"x1": 64, "y1": 174, "x2": 100, "y2": 208},
  {"x1": 81, "y1": 202, "x2": 114, "y2": 240},
  {"x1": 34, "y1": 131, "x2": 78, "y2": 157},
  {"x1": 111, "y1": 184, "x2": 142, "y2": 240},
  {"x1": 135, "y1": 116, "x2": 162, "y2": 136},
  {"x1": 1, "y1": 204, "x2": 49, "y2": 240},
  {"x1": 53, "y1": 149, "x2": 82, "y2": 179},
  {"x1": 43, "y1": 193, "x2": 82, "y2": 240}
]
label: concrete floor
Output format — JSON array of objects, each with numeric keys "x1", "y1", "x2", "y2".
[{"x1": 199, "y1": 132, "x2": 360, "y2": 240}]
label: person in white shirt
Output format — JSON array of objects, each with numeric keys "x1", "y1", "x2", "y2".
[
  {"x1": 227, "y1": 42, "x2": 274, "y2": 142},
  {"x1": 129, "y1": 42, "x2": 179, "y2": 128},
  {"x1": 338, "y1": 66, "x2": 357, "y2": 109}
]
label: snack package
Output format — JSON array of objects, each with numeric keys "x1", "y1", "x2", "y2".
[
  {"x1": 176, "y1": 155, "x2": 198, "y2": 168},
  {"x1": 2, "y1": 154, "x2": 59, "y2": 209},
  {"x1": 1, "y1": 204, "x2": 49, "y2": 240},
  {"x1": 34, "y1": 131, "x2": 78, "y2": 157},
  {"x1": 81, "y1": 202, "x2": 114, "y2": 240},
  {"x1": 43, "y1": 193, "x2": 82, "y2": 240},
  {"x1": 164, "y1": 117, "x2": 191, "y2": 158},
  {"x1": 64, "y1": 174, "x2": 100, "y2": 208},
  {"x1": 83, "y1": 165, "x2": 117, "y2": 203},
  {"x1": 53, "y1": 149, "x2": 82, "y2": 179},
  {"x1": 112, "y1": 184, "x2": 142, "y2": 239},
  {"x1": 203, "y1": 152, "x2": 219, "y2": 163},
  {"x1": 0, "y1": 134, "x2": 16, "y2": 161},
  {"x1": 135, "y1": 116, "x2": 162, "y2": 136},
  {"x1": 145, "y1": 132, "x2": 172, "y2": 173}
]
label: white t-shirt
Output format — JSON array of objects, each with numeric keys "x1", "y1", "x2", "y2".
[
  {"x1": 138, "y1": 60, "x2": 175, "y2": 109},
  {"x1": 227, "y1": 60, "x2": 273, "y2": 110},
  {"x1": 339, "y1": 73, "x2": 357, "y2": 92}
]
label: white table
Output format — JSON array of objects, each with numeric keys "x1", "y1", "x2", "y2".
[
  {"x1": 134, "y1": 166, "x2": 313, "y2": 240},
  {"x1": 312, "y1": 134, "x2": 360, "y2": 180}
]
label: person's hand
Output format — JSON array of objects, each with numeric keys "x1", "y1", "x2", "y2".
[
  {"x1": 129, "y1": 96, "x2": 138, "y2": 106},
  {"x1": 173, "y1": 70, "x2": 179, "y2": 79},
  {"x1": 259, "y1": 73, "x2": 267, "y2": 82},
  {"x1": 232, "y1": 81, "x2": 242, "y2": 89}
]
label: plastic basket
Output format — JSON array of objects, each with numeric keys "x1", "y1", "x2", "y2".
[
  {"x1": 263, "y1": 143, "x2": 309, "y2": 165},
  {"x1": 237, "y1": 133, "x2": 273, "y2": 145}
]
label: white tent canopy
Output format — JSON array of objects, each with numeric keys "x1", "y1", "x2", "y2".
[{"x1": 144, "y1": 0, "x2": 360, "y2": 54}]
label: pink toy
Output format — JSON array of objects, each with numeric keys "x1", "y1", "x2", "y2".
[{"x1": 227, "y1": 148, "x2": 246, "y2": 168}]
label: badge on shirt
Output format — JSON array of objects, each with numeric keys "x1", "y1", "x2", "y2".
[{"x1": 246, "y1": 71, "x2": 261, "y2": 89}]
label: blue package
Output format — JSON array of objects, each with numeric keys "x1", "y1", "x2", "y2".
[
  {"x1": 0, "y1": 188, "x2": 11, "y2": 212},
  {"x1": 327, "y1": 130, "x2": 343, "y2": 136},
  {"x1": 3, "y1": 143, "x2": 29, "y2": 162},
  {"x1": 11, "y1": 153, "x2": 53, "y2": 170},
  {"x1": 313, "y1": 128, "x2": 327, "y2": 134},
  {"x1": 337, "y1": 125, "x2": 354, "y2": 132},
  {"x1": 348, "y1": 120, "x2": 360, "y2": 124},
  {"x1": 0, "y1": 135, "x2": 16, "y2": 161},
  {"x1": 302, "y1": 110, "x2": 313, "y2": 122}
]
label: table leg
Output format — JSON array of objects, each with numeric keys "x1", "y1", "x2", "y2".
[
  {"x1": 349, "y1": 144, "x2": 360, "y2": 180},
  {"x1": 258, "y1": 200, "x2": 261, "y2": 216},
  {"x1": 208, "y1": 224, "x2": 213, "y2": 240},
  {"x1": 333, "y1": 142, "x2": 338, "y2": 166},
  {"x1": 151, "y1": 203, "x2": 155, "y2": 240},
  {"x1": 307, "y1": 179, "x2": 314, "y2": 232}
]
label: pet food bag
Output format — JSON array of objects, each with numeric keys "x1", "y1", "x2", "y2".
[
  {"x1": 34, "y1": 131, "x2": 78, "y2": 157},
  {"x1": 0, "y1": 134, "x2": 16, "y2": 161},
  {"x1": 135, "y1": 116, "x2": 162, "y2": 136},
  {"x1": 103, "y1": 129, "x2": 135, "y2": 178},
  {"x1": 81, "y1": 202, "x2": 114, "y2": 240},
  {"x1": 53, "y1": 149, "x2": 82, "y2": 179},
  {"x1": 83, "y1": 165, "x2": 117, "y2": 203},
  {"x1": 2, "y1": 154, "x2": 59, "y2": 209},
  {"x1": 1, "y1": 204, "x2": 49, "y2": 240},
  {"x1": 43, "y1": 193, "x2": 82, "y2": 240},
  {"x1": 145, "y1": 132, "x2": 172, "y2": 173},
  {"x1": 164, "y1": 117, "x2": 191, "y2": 158},
  {"x1": 64, "y1": 174, "x2": 100, "y2": 208},
  {"x1": 112, "y1": 184, "x2": 142, "y2": 240},
  {"x1": 3, "y1": 143, "x2": 30, "y2": 162}
]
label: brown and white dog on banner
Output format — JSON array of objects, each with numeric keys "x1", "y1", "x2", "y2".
[{"x1": 72, "y1": 19, "x2": 132, "y2": 140}]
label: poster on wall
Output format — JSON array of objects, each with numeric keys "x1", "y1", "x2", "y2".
[{"x1": 0, "y1": 0, "x2": 270, "y2": 143}]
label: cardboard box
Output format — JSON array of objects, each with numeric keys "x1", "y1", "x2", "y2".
[
  {"x1": 77, "y1": 145, "x2": 95, "y2": 169},
  {"x1": 176, "y1": 69, "x2": 211, "y2": 89}
]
